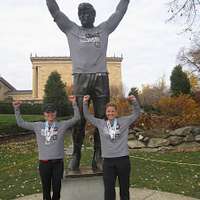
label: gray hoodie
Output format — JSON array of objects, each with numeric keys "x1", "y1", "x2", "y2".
[
  {"x1": 83, "y1": 100, "x2": 140, "y2": 158},
  {"x1": 14, "y1": 103, "x2": 80, "y2": 160}
]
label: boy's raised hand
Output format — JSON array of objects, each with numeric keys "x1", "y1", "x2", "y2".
[
  {"x1": 127, "y1": 95, "x2": 136, "y2": 102},
  {"x1": 83, "y1": 95, "x2": 90, "y2": 103},
  {"x1": 12, "y1": 101, "x2": 22, "y2": 109},
  {"x1": 68, "y1": 95, "x2": 76, "y2": 104}
]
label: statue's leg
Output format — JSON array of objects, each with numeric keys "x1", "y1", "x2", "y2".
[
  {"x1": 92, "y1": 96, "x2": 109, "y2": 171},
  {"x1": 68, "y1": 97, "x2": 86, "y2": 171},
  {"x1": 91, "y1": 73, "x2": 110, "y2": 171},
  {"x1": 68, "y1": 74, "x2": 90, "y2": 171}
]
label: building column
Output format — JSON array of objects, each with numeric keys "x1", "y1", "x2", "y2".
[{"x1": 32, "y1": 66, "x2": 38, "y2": 99}]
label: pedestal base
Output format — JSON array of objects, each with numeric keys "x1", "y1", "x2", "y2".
[{"x1": 61, "y1": 167, "x2": 104, "y2": 200}]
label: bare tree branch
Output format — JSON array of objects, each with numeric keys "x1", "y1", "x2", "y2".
[
  {"x1": 167, "y1": 0, "x2": 200, "y2": 31},
  {"x1": 178, "y1": 43, "x2": 200, "y2": 74}
]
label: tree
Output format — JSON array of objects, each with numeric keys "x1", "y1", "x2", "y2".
[
  {"x1": 170, "y1": 65, "x2": 191, "y2": 96},
  {"x1": 178, "y1": 35, "x2": 200, "y2": 74},
  {"x1": 167, "y1": 0, "x2": 200, "y2": 32},
  {"x1": 138, "y1": 77, "x2": 170, "y2": 113},
  {"x1": 43, "y1": 71, "x2": 70, "y2": 116},
  {"x1": 185, "y1": 70, "x2": 200, "y2": 91},
  {"x1": 139, "y1": 77, "x2": 169, "y2": 105}
]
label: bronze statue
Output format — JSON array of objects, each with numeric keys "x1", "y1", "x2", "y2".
[{"x1": 46, "y1": 0, "x2": 130, "y2": 171}]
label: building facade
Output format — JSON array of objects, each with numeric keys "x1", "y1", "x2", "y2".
[
  {"x1": 31, "y1": 56, "x2": 123, "y2": 101},
  {"x1": 0, "y1": 77, "x2": 16, "y2": 101}
]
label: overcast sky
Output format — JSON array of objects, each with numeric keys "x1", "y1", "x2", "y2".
[{"x1": 0, "y1": 0, "x2": 191, "y2": 92}]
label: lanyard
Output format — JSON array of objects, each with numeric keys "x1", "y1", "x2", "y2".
[
  {"x1": 107, "y1": 119, "x2": 118, "y2": 140},
  {"x1": 44, "y1": 121, "x2": 56, "y2": 142}
]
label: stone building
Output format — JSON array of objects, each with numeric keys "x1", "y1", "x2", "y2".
[
  {"x1": 0, "y1": 56, "x2": 123, "y2": 102},
  {"x1": 0, "y1": 77, "x2": 16, "y2": 101},
  {"x1": 0, "y1": 77, "x2": 32, "y2": 102},
  {"x1": 0, "y1": 77, "x2": 33, "y2": 101}
]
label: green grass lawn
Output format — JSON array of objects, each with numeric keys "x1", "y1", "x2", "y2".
[
  {"x1": 0, "y1": 114, "x2": 43, "y2": 135},
  {"x1": 130, "y1": 151, "x2": 200, "y2": 198},
  {"x1": 0, "y1": 138, "x2": 200, "y2": 200}
]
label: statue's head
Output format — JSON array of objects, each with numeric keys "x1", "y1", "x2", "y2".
[{"x1": 78, "y1": 3, "x2": 96, "y2": 28}]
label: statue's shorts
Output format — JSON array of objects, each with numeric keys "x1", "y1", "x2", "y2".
[{"x1": 73, "y1": 72, "x2": 110, "y2": 98}]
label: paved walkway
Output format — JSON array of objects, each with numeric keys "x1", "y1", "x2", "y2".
[{"x1": 15, "y1": 188, "x2": 199, "y2": 200}]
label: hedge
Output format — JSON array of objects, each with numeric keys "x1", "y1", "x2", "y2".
[{"x1": 0, "y1": 102, "x2": 73, "y2": 116}]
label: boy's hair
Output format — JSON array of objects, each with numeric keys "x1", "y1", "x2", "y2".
[
  {"x1": 78, "y1": 3, "x2": 96, "y2": 17},
  {"x1": 106, "y1": 102, "x2": 118, "y2": 111}
]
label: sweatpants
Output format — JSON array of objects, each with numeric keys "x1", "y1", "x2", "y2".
[
  {"x1": 39, "y1": 159, "x2": 64, "y2": 200},
  {"x1": 103, "y1": 156, "x2": 131, "y2": 200}
]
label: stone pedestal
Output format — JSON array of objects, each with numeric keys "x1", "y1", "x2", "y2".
[{"x1": 61, "y1": 167, "x2": 104, "y2": 200}]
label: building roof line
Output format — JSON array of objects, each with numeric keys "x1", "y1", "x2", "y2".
[
  {"x1": 0, "y1": 76, "x2": 16, "y2": 91},
  {"x1": 30, "y1": 56, "x2": 123, "y2": 62}
]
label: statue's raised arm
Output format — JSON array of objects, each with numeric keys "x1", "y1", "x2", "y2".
[
  {"x1": 46, "y1": 0, "x2": 60, "y2": 18},
  {"x1": 46, "y1": 0, "x2": 74, "y2": 33},
  {"x1": 103, "y1": 0, "x2": 130, "y2": 34}
]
